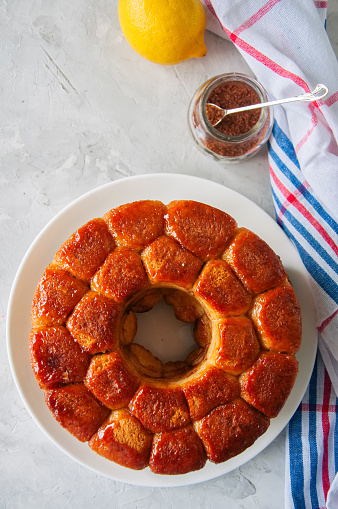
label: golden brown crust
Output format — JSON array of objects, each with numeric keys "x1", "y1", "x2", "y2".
[
  {"x1": 183, "y1": 366, "x2": 240, "y2": 420},
  {"x1": 165, "y1": 200, "x2": 237, "y2": 260},
  {"x1": 31, "y1": 264, "x2": 88, "y2": 327},
  {"x1": 223, "y1": 228, "x2": 287, "y2": 294},
  {"x1": 104, "y1": 200, "x2": 166, "y2": 251},
  {"x1": 164, "y1": 290, "x2": 204, "y2": 323},
  {"x1": 29, "y1": 326, "x2": 90, "y2": 389},
  {"x1": 129, "y1": 385, "x2": 191, "y2": 433},
  {"x1": 187, "y1": 347, "x2": 207, "y2": 367},
  {"x1": 141, "y1": 235, "x2": 203, "y2": 290},
  {"x1": 193, "y1": 399, "x2": 270, "y2": 463},
  {"x1": 45, "y1": 384, "x2": 109, "y2": 442},
  {"x1": 67, "y1": 290, "x2": 120, "y2": 354},
  {"x1": 194, "y1": 259, "x2": 251, "y2": 317},
  {"x1": 193, "y1": 315, "x2": 211, "y2": 348},
  {"x1": 149, "y1": 425, "x2": 207, "y2": 475},
  {"x1": 91, "y1": 247, "x2": 148, "y2": 303},
  {"x1": 214, "y1": 317, "x2": 260, "y2": 375},
  {"x1": 120, "y1": 310, "x2": 137, "y2": 345},
  {"x1": 53, "y1": 219, "x2": 115, "y2": 282},
  {"x1": 130, "y1": 289, "x2": 164, "y2": 313},
  {"x1": 85, "y1": 352, "x2": 140, "y2": 410},
  {"x1": 89, "y1": 409, "x2": 153, "y2": 470},
  {"x1": 239, "y1": 352, "x2": 299, "y2": 417},
  {"x1": 127, "y1": 343, "x2": 164, "y2": 378},
  {"x1": 249, "y1": 286, "x2": 302, "y2": 354}
]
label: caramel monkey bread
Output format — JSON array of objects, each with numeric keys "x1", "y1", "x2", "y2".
[{"x1": 30, "y1": 200, "x2": 301, "y2": 475}]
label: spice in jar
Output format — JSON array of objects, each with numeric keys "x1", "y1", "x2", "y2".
[
  {"x1": 206, "y1": 81, "x2": 261, "y2": 136},
  {"x1": 188, "y1": 73, "x2": 274, "y2": 163}
]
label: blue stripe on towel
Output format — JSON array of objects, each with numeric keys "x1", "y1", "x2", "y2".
[
  {"x1": 271, "y1": 121, "x2": 301, "y2": 170},
  {"x1": 289, "y1": 404, "x2": 305, "y2": 508},
  {"x1": 309, "y1": 358, "x2": 320, "y2": 508}
]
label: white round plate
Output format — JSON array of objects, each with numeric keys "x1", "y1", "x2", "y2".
[{"x1": 7, "y1": 173, "x2": 317, "y2": 487}]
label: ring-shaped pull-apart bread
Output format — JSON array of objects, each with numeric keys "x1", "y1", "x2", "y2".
[{"x1": 29, "y1": 200, "x2": 301, "y2": 475}]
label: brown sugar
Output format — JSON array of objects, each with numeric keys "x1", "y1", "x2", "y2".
[{"x1": 206, "y1": 81, "x2": 261, "y2": 136}]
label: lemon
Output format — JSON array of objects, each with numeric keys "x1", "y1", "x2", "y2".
[{"x1": 118, "y1": 0, "x2": 207, "y2": 65}]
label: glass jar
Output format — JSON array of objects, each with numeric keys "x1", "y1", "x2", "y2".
[{"x1": 188, "y1": 73, "x2": 274, "y2": 163}]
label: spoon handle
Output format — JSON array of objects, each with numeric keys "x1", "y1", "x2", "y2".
[{"x1": 224, "y1": 84, "x2": 329, "y2": 116}]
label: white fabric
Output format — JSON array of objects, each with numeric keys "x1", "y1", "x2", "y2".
[
  {"x1": 203, "y1": 0, "x2": 338, "y2": 220},
  {"x1": 327, "y1": 473, "x2": 338, "y2": 509}
]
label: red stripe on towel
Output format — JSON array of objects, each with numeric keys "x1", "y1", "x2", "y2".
[
  {"x1": 318, "y1": 309, "x2": 338, "y2": 334},
  {"x1": 314, "y1": 1, "x2": 328, "y2": 8},
  {"x1": 321, "y1": 371, "x2": 332, "y2": 501},
  {"x1": 295, "y1": 104, "x2": 319, "y2": 153},
  {"x1": 301, "y1": 403, "x2": 337, "y2": 413},
  {"x1": 325, "y1": 90, "x2": 338, "y2": 107},
  {"x1": 233, "y1": 0, "x2": 282, "y2": 35}
]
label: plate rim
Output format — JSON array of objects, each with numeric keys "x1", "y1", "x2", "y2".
[{"x1": 6, "y1": 173, "x2": 318, "y2": 487}]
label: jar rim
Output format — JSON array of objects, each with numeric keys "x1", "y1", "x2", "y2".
[{"x1": 200, "y1": 72, "x2": 271, "y2": 143}]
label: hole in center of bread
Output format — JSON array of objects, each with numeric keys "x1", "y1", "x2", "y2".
[
  {"x1": 133, "y1": 298, "x2": 196, "y2": 364},
  {"x1": 124, "y1": 289, "x2": 209, "y2": 379}
]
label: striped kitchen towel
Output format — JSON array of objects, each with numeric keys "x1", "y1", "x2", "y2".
[
  {"x1": 202, "y1": 1, "x2": 338, "y2": 507},
  {"x1": 286, "y1": 352, "x2": 338, "y2": 509}
]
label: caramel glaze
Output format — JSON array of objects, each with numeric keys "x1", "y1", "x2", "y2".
[
  {"x1": 67, "y1": 290, "x2": 120, "y2": 354},
  {"x1": 166, "y1": 200, "x2": 237, "y2": 261},
  {"x1": 194, "y1": 259, "x2": 251, "y2": 317},
  {"x1": 29, "y1": 326, "x2": 90, "y2": 389},
  {"x1": 129, "y1": 385, "x2": 191, "y2": 433},
  {"x1": 149, "y1": 425, "x2": 207, "y2": 475},
  {"x1": 239, "y1": 352, "x2": 299, "y2": 417},
  {"x1": 215, "y1": 317, "x2": 260, "y2": 375},
  {"x1": 249, "y1": 286, "x2": 302, "y2": 354},
  {"x1": 104, "y1": 200, "x2": 166, "y2": 251},
  {"x1": 223, "y1": 228, "x2": 287, "y2": 294},
  {"x1": 85, "y1": 351, "x2": 140, "y2": 410},
  {"x1": 194, "y1": 398, "x2": 270, "y2": 463},
  {"x1": 54, "y1": 218, "x2": 115, "y2": 282},
  {"x1": 141, "y1": 235, "x2": 203, "y2": 290},
  {"x1": 91, "y1": 247, "x2": 148, "y2": 303},
  {"x1": 31, "y1": 263, "x2": 88, "y2": 328},
  {"x1": 183, "y1": 366, "x2": 240, "y2": 420},
  {"x1": 89, "y1": 409, "x2": 153, "y2": 470},
  {"x1": 30, "y1": 199, "x2": 302, "y2": 475},
  {"x1": 45, "y1": 384, "x2": 109, "y2": 442}
]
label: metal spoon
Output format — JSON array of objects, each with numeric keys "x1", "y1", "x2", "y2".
[{"x1": 207, "y1": 83, "x2": 329, "y2": 127}]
